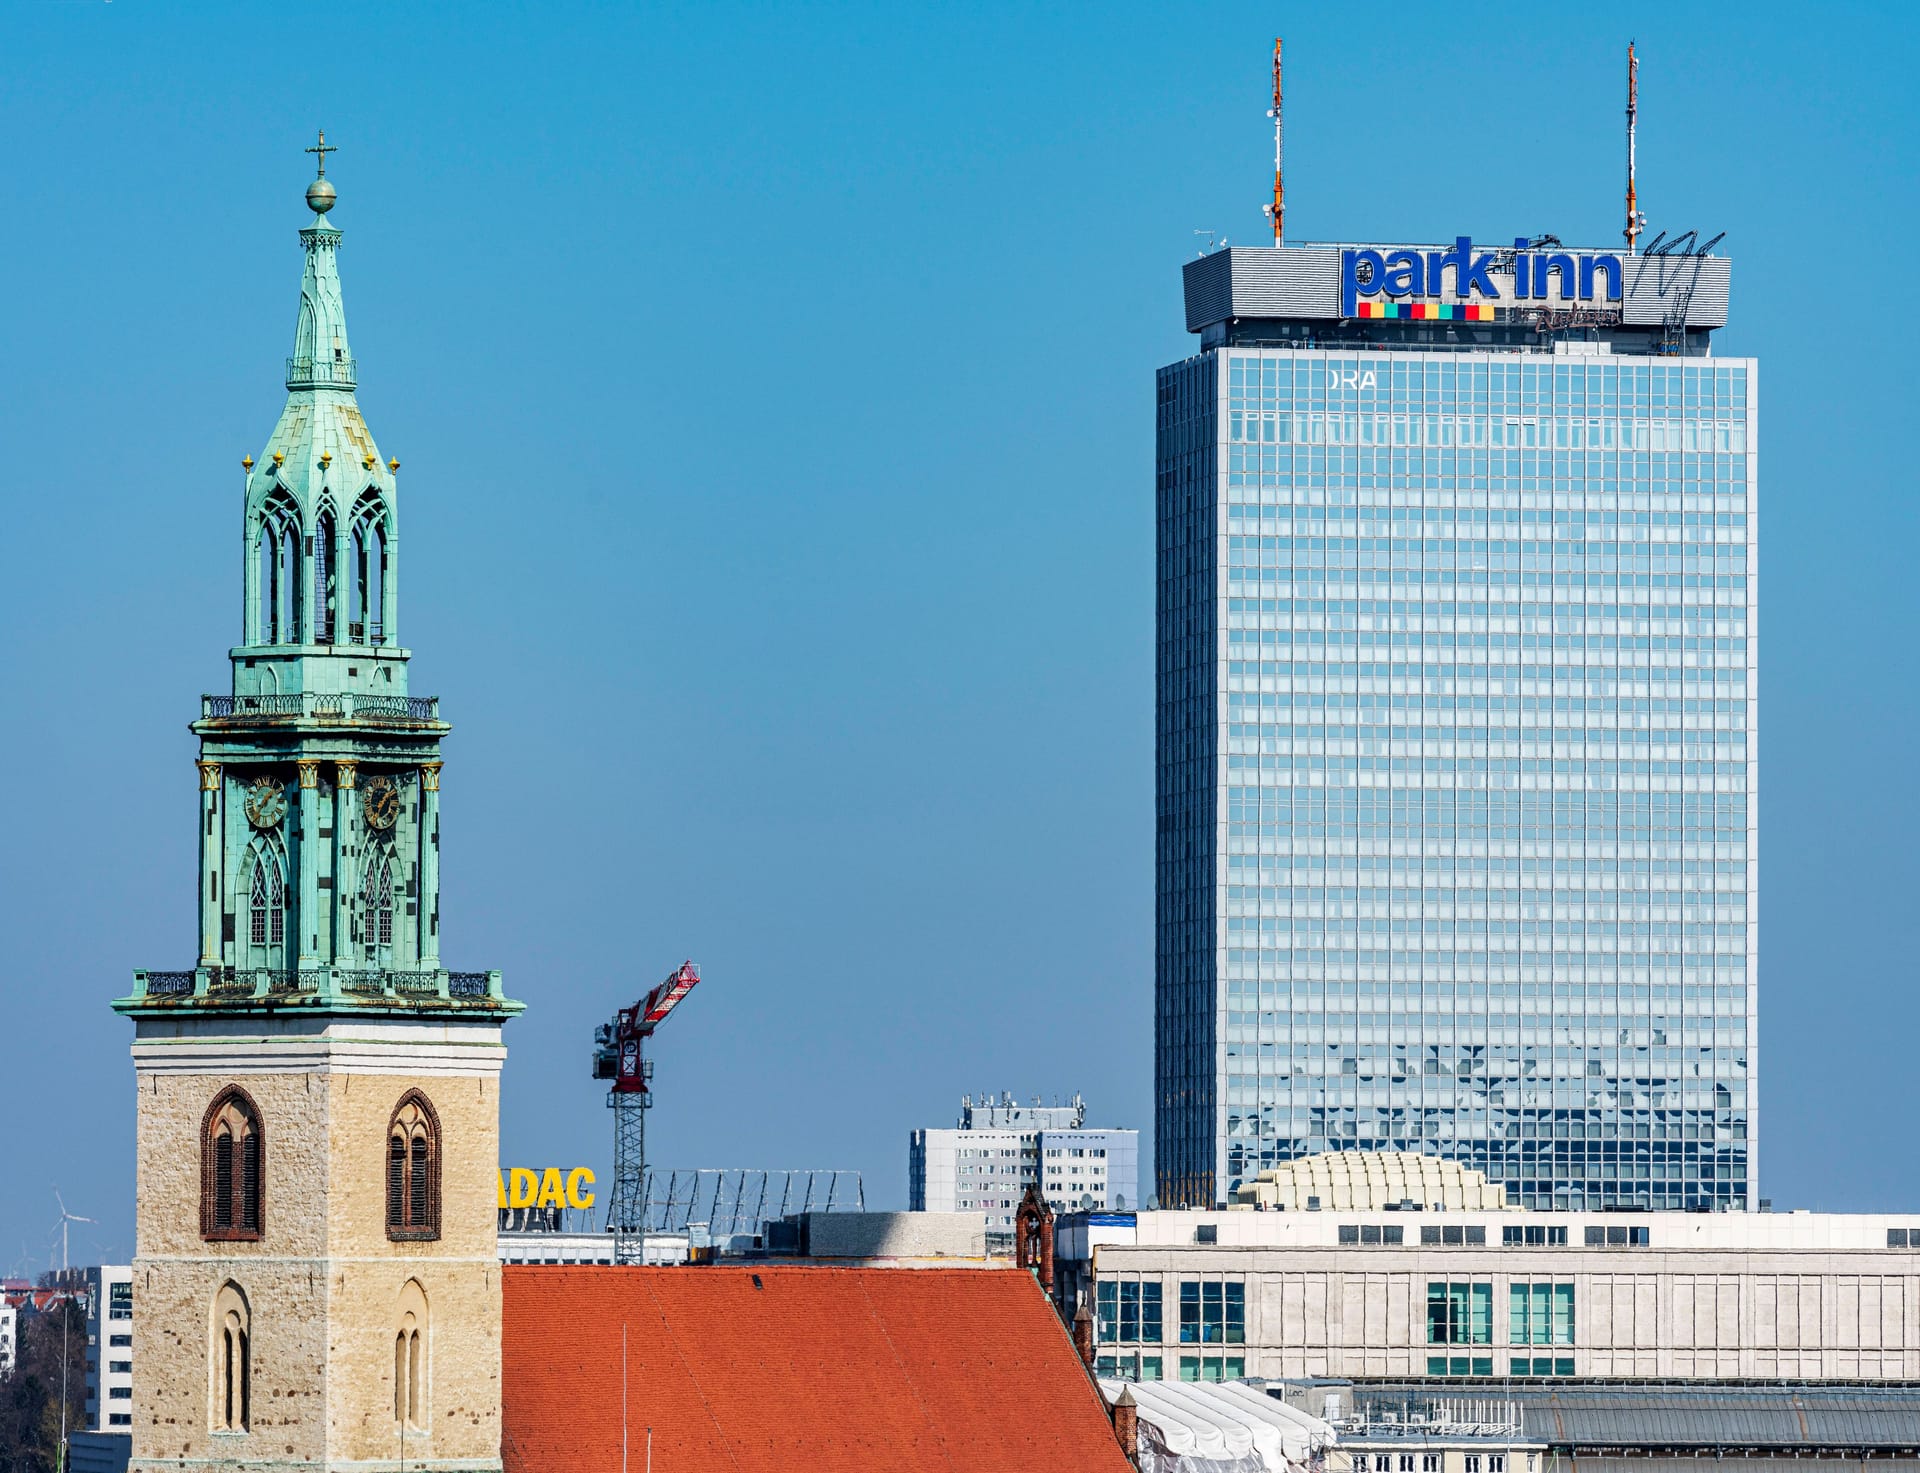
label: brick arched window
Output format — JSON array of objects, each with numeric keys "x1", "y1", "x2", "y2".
[
  {"x1": 386, "y1": 1091, "x2": 440, "y2": 1241},
  {"x1": 202, "y1": 1088, "x2": 264, "y2": 1241}
]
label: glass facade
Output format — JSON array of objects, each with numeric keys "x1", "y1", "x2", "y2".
[{"x1": 1156, "y1": 348, "x2": 1757, "y2": 1211}]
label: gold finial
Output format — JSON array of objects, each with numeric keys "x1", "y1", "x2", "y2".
[
  {"x1": 387, "y1": 457, "x2": 400, "y2": 472},
  {"x1": 241, "y1": 455, "x2": 254, "y2": 471},
  {"x1": 319, "y1": 451, "x2": 332, "y2": 469},
  {"x1": 272, "y1": 451, "x2": 285, "y2": 466},
  {"x1": 362, "y1": 453, "x2": 376, "y2": 470}
]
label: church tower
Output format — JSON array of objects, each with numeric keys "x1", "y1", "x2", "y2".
[{"x1": 115, "y1": 141, "x2": 521, "y2": 1473}]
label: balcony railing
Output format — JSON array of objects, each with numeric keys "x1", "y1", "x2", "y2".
[
  {"x1": 286, "y1": 354, "x2": 358, "y2": 389},
  {"x1": 131, "y1": 966, "x2": 503, "y2": 1004},
  {"x1": 201, "y1": 692, "x2": 439, "y2": 722}
]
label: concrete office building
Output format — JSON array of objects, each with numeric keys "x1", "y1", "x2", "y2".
[
  {"x1": 71, "y1": 1265, "x2": 134, "y2": 1473},
  {"x1": 1058, "y1": 1207, "x2": 1920, "y2": 1385},
  {"x1": 1155, "y1": 235, "x2": 1753, "y2": 1209},
  {"x1": 910, "y1": 1093, "x2": 1140, "y2": 1233}
]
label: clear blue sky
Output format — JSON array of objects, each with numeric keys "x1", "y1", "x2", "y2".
[{"x1": 2, "y1": 1, "x2": 1914, "y2": 1269}]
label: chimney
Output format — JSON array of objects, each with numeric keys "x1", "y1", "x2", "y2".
[
  {"x1": 1071, "y1": 1293, "x2": 1095, "y2": 1368},
  {"x1": 1110, "y1": 1385, "x2": 1140, "y2": 1464}
]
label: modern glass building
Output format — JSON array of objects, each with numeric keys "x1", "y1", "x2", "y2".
[{"x1": 1156, "y1": 238, "x2": 1754, "y2": 1211}]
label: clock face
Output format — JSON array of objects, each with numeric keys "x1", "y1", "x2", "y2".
[
  {"x1": 362, "y1": 775, "x2": 401, "y2": 832},
  {"x1": 243, "y1": 775, "x2": 287, "y2": 831}
]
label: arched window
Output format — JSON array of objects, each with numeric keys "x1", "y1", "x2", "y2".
[
  {"x1": 248, "y1": 849, "x2": 286, "y2": 949},
  {"x1": 254, "y1": 490, "x2": 301, "y2": 644},
  {"x1": 314, "y1": 508, "x2": 336, "y2": 642},
  {"x1": 211, "y1": 1282, "x2": 251, "y2": 1433},
  {"x1": 350, "y1": 493, "x2": 388, "y2": 646},
  {"x1": 386, "y1": 1092, "x2": 440, "y2": 1241},
  {"x1": 202, "y1": 1088, "x2": 264, "y2": 1241},
  {"x1": 256, "y1": 525, "x2": 278, "y2": 643},
  {"x1": 361, "y1": 852, "x2": 394, "y2": 949},
  {"x1": 394, "y1": 1279, "x2": 429, "y2": 1428}
]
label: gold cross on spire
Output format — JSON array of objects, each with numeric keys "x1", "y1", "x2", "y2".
[{"x1": 306, "y1": 129, "x2": 337, "y2": 178}]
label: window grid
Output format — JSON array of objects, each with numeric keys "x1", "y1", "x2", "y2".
[{"x1": 1162, "y1": 350, "x2": 1756, "y2": 1211}]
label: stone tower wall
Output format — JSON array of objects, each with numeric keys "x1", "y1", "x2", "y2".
[{"x1": 129, "y1": 1025, "x2": 505, "y2": 1473}]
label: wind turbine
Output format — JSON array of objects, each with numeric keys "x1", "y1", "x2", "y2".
[
  {"x1": 49, "y1": 1191, "x2": 94, "y2": 1473},
  {"x1": 52, "y1": 1191, "x2": 95, "y2": 1276}
]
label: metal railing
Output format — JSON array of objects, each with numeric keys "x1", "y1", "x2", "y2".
[
  {"x1": 634, "y1": 1169, "x2": 867, "y2": 1239},
  {"x1": 286, "y1": 354, "x2": 357, "y2": 388},
  {"x1": 200, "y1": 692, "x2": 439, "y2": 722},
  {"x1": 132, "y1": 966, "x2": 502, "y2": 1003}
]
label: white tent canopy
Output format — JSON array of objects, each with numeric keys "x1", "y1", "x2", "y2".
[{"x1": 1100, "y1": 1378, "x2": 1337, "y2": 1473}]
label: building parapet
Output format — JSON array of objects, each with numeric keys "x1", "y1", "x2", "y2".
[
  {"x1": 122, "y1": 965, "x2": 510, "y2": 1010},
  {"x1": 199, "y1": 691, "x2": 438, "y2": 722}
]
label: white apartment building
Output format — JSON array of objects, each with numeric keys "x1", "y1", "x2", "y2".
[
  {"x1": 909, "y1": 1093, "x2": 1139, "y2": 1234},
  {"x1": 0, "y1": 1302, "x2": 14, "y2": 1375},
  {"x1": 82, "y1": 1265, "x2": 135, "y2": 1431},
  {"x1": 70, "y1": 1265, "x2": 134, "y2": 1473},
  {"x1": 1057, "y1": 1207, "x2": 1920, "y2": 1384}
]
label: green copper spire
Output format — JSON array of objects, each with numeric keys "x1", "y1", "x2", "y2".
[
  {"x1": 116, "y1": 138, "x2": 517, "y2": 1022},
  {"x1": 240, "y1": 137, "x2": 401, "y2": 675}
]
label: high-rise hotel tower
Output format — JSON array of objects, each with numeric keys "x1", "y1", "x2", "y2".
[{"x1": 1156, "y1": 238, "x2": 1752, "y2": 1211}]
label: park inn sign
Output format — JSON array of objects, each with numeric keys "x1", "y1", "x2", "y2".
[{"x1": 1341, "y1": 236, "x2": 1626, "y2": 317}]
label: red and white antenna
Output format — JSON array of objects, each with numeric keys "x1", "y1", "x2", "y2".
[
  {"x1": 1263, "y1": 38, "x2": 1284, "y2": 246},
  {"x1": 1624, "y1": 41, "x2": 1645, "y2": 251}
]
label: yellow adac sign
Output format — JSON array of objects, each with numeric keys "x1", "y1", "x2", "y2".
[{"x1": 497, "y1": 1167, "x2": 596, "y2": 1211}]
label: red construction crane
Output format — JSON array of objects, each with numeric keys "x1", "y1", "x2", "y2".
[{"x1": 592, "y1": 960, "x2": 701, "y2": 1263}]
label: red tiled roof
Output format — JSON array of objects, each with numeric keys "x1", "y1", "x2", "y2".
[{"x1": 503, "y1": 1265, "x2": 1133, "y2": 1473}]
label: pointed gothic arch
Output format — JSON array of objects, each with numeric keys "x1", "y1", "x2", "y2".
[
  {"x1": 242, "y1": 836, "x2": 288, "y2": 964},
  {"x1": 201, "y1": 1087, "x2": 264, "y2": 1241},
  {"x1": 210, "y1": 1281, "x2": 252, "y2": 1432},
  {"x1": 393, "y1": 1278, "x2": 430, "y2": 1427},
  {"x1": 360, "y1": 847, "x2": 395, "y2": 951},
  {"x1": 349, "y1": 490, "x2": 389, "y2": 646},
  {"x1": 313, "y1": 498, "x2": 338, "y2": 642},
  {"x1": 253, "y1": 486, "x2": 302, "y2": 644},
  {"x1": 386, "y1": 1094, "x2": 440, "y2": 1242}
]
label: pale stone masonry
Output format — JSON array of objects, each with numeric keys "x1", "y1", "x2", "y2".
[{"x1": 127, "y1": 1020, "x2": 510, "y2": 1472}]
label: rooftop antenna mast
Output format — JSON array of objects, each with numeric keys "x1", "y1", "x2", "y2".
[
  {"x1": 1263, "y1": 38, "x2": 1285, "y2": 245},
  {"x1": 1624, "y1": 42, "x2": 1645, "y2": 251}
]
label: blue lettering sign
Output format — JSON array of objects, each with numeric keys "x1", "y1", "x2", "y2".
[
  {"x1": 1338, "y1": 236, "x2": 1624, "y2": 317},
  {"x1": 1339, "y1": 249, "x2": 1387, "y2": 316}
]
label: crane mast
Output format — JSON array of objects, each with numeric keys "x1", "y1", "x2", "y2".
[{"x1": 592, "y1": 960, "x2": 701, "y2": 1264}]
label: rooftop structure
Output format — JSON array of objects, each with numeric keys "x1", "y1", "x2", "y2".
[
  {"x1": 1322, "y1": 1382, "x2": 1920, "y2": 1463},
  {"x1": 1234, "y1": 1151, "x2": 1511, "y2": 1212},
  {"x1": 500, "y1": 1266, "x2": 1134, "y2": 1472},
  {"x1": 960, "y1": 1092, "x2": 1088, "y2": 1130}
]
